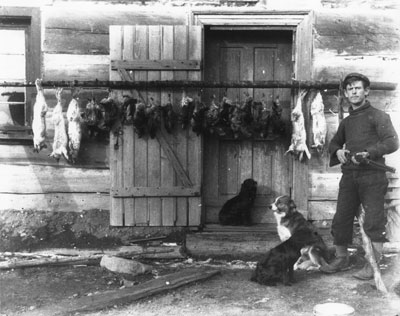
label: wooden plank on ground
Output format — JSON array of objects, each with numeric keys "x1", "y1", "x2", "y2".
[
  {"x1": 0, "y1": 255, "x2": 102, "y2": 270},
  {"x1": 51, "y1": 268, "x2": 220, "y2": 316}
]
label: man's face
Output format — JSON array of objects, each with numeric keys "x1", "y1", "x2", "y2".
[{"x1": 344, "y1": 80, "x2": 369, "y2": 108}]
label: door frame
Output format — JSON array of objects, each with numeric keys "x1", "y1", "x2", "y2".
[{"x1": 190, "y1": 9, "x2": 314, "y2": 213}]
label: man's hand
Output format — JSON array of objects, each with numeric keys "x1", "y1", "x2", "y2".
[
  {"x1": 336, "y1": 149, "x2": 350, "y2": 164},
  {"x1": 351, "y1": 151, "x2": 369, "y2": 165}
]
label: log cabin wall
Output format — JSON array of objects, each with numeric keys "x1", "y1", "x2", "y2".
[
  {"x1": 0, "y1": 0, "x2": 399, "y2": 241},
  {"x1": 308, "y1": 9, "x2": 400, "y2": 241}
]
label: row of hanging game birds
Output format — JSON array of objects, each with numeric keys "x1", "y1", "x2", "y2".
[
  {"x1": 31, "y1": 79, "x2": 327, "y2": 163},
  {"x1": 124, "y1": 92, "x2": 288, "y2": 140}
]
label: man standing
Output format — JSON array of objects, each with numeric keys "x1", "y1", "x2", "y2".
[{"x1": 320, "y1": 73, "x2": 399, "y2": 279}]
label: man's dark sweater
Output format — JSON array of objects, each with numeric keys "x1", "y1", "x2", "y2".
[{"x1": 329, "y1": 100, "x2": 399, "y2": 170}]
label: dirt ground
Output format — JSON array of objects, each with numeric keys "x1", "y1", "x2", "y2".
[{"x1": 1, "y1": 251, "x2": 400, "y2": 316}]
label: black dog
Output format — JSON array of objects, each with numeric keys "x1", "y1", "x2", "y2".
[
  {"x1": 250, "y1": 228, "x2": 322, "y2": 286},
  {"x1": 218, "y1": 178, "x2": 257, "y2": 226}
]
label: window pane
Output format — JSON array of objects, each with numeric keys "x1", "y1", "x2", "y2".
[
  {"x1": 0, "y1": 29, "x2": 26, "y2": 127},
  {"x1": 0, "y1": 29, "x2": 26, "y2": 81},
  {"x1": 0, "y1": 87, "x2": 26, "y2": 126}
]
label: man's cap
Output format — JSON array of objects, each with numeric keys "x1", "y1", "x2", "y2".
[{"x1": 343, "y1": 73, "x2": 370, "y2": 88}]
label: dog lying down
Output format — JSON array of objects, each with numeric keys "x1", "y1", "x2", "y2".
[
  {"x1": 251, "y1": 228, "x2": 323, "y2": 286},
  {"x1": 218, "y1": 178, "x2": 257, "y2": 226},
  {"x1": 270, "y1": 195, "x2": 329, "y2": 271}
]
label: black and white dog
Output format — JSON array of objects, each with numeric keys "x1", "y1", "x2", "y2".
[
  {"x1": 269, "y1": 195, "x2": 329, "y2": 270},
  {"x1": 251, "y1": 228, "x2": 323, "y2": 286},
  {"x1": 218, "y1": 178, "x2": 257, "y2": 226}
]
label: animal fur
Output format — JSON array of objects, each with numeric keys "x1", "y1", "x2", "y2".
[
  {"x1": 67, "y1": 95, "x2": 82, "y2": 164},
  {"x1": 251, "y1": 228, "x2": 322, "y2": 286},
  {"x1": 230, "y1": 93, "x2": 253, "y2": 139},
  {"x1": 83, "y1": 98, "x2": 102, "y2": 137},
  {"x1": 191, "y1": 97, "x2": 208, "y2": 136},
  {"x1": 146, "y1": 97, "x2": 161, "y2": 139},
  {"x1": 32, "y1": 79, "x2": 48, "y2": 152},
  {"x1": 133, "y1": 102, "x2": 147, "y2": 138},
  {"x1": 294, "y1": 244, "x2": 327, "y2": 271},
  {"x1": 285, "y1": 90, "x2": 311, "y2": 161},
  {"x1": 218, "y1": 178, "x2": 257, "y2": 226},
  {"x1": 270, "y1": 195, "x2": 329, "y2": 270},
  {"x1": 252, "y1": 95, "x2": 270, "y2": 138},
  {"x1": 121, "y1": 95, "x2": 136, "y2": 125},
  {"x1": 98, "y1": 95, "x2": 119, "y2": 131},
  {"x1": 270, "y1": 96, "x2": 285, "y2": 136},
  {"x1": 206, "y1": 95, "x2": 223, "y2": 135},
  {"x1": 310, "y1": 91, "x2": 327, "y2": 154},
  {"x1": 162, "y1": 94, "x2": 175, "y2": 134},
  {"x1": 49, "y1": 88, "x2": 69, "y2": 161},
  {"x1": 180, "y1": 94, "x2": 194, "y2": 130}
]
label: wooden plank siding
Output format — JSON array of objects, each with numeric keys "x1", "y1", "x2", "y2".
[
  {"x1": 109, "y1": 25, "x2": 202, "y2": 227},
  {"x1": 305, "y1": 10, "x2": 400, "y2": 242},
  {"x1": 41, "y1": 6, "x2": 187, "y2": 82}
]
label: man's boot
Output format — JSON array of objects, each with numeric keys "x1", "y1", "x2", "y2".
[
  {"x1": 353, "y1": 242, "x2": 383, "y2": 280},
  {"x1": 320, "y1": 245, "x2": 350, "y2": 274}
]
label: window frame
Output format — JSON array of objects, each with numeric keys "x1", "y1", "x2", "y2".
[{"x1": 0, "y1": 7, "x2": 41, "y2": 141}]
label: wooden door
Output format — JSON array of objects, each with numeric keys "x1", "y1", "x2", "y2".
[
  {"x1": 203, "y1": 29, "x2": 293, "y2": 224},
  {"x1": 109, "y1": 25, "x2": 202, "y2": 227}
]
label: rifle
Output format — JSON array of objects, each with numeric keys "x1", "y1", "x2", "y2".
[{"x1": 345, "y1": 152, "x2": 396, "y2": 173}]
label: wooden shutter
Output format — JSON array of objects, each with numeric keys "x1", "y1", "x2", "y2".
[{"x1": 109, "y1": 25, "x2": 202, "y2": 227}]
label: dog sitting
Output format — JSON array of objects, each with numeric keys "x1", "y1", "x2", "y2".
[
  {"x1": 251, "y1": 228, "x2": 322, "y2": 286},
  {"x1": 270, "y1": 195, "x2": 329, "y2": 270},
  {"x1": 218, "y1": 178, "x2": 257, "y2": 226}
]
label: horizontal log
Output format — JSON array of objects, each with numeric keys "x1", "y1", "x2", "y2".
[
  {"x1": 0, "y1": 192, "x2": 110, "y2": 212},
  {"x1": 111, "y1": 60, "x2": 201, "y2": 71},
  {"x1": 313, "y1": 53, "x2": 399, "y2": 84},
  {"x1": 44, "y1": 29, "x2": 109, "y2": 55},
  {"x1": 112, "y1": 186, "x2": 201, "y2": 197},
  {"x1": 314, "y1": 11, "x2": 399, "y2": 36},
  {"x1": 321, "y1": 89, "x2": 399, "y2": 112},
  {"x1": 43, "y1": 6, "x2": 186, "y2": 33},
  {"x1": 43, "y1": 54, "x2": 109, "y2": 81},
  {"x1": 117, "y1": 244, "x2": 186, "y2": 259},
  {"x1": 0, "y1": 164, "x2": 109, "y2": 194},
  {"x1": 315, "y1": 34, "x2": 399, "y2": 55},
  {"x1": 309, "y1": 172, "x2": 400, "y2": 200},
  {"x1": 0, "y1": 144, "x2": 109, "y2": 168},
  {"x1": 0, "y1": 255, "x2": 102, "y2": 270},
  {"x1": 0, "y1": 80, "x2": 396, "y2": 90}
]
